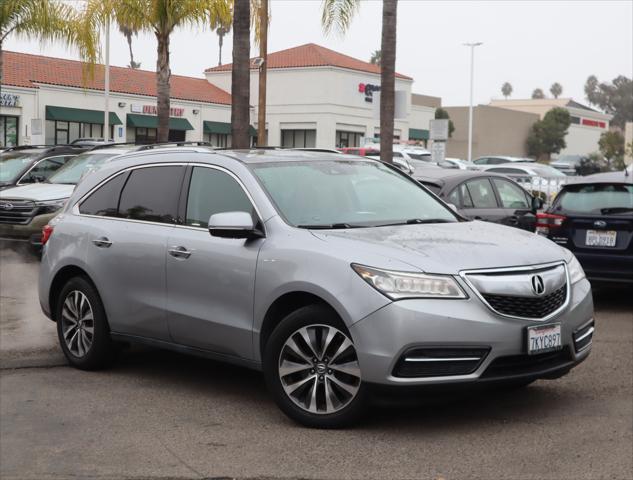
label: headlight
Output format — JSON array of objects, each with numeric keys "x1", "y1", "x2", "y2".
[
  {"x1": 352, "y1": 264, "x2": 467, "y2": 299},
  {"x1": 35, "y1": 198, "x2": 67, "y2": 215},
  {"x1": 567, "y1": 254, "x2": 586, "y2": 284}
]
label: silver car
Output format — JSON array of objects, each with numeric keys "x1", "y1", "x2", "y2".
[{"x1": 39, "y1": 148, "x2": 594, "y2": 428}]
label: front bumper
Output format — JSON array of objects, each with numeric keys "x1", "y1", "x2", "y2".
[
  {"x1": 0, "y1": 212, "x2": 57, "y2": 245},
  {"x1": 350, "y1": 278, "x2": 593, "y2": 386}
]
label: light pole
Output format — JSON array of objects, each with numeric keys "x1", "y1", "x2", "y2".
[{"x1": 464, "y1": 42, "x2": 482, "y2": 162}]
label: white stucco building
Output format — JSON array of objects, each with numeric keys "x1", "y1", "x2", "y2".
[
  {"x1": 489, "y1": 98, "x2": 612, "y2": 157},
  {"x1": 204, "y1": 43, "x2": 435, "y2": 148}
]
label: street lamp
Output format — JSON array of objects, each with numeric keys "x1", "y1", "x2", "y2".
[{"x1": 463, "y1": 42, "x2": 483, "y2": 162}]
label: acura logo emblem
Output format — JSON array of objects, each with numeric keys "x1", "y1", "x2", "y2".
[
  {"x1": 531, "y1": 275, "x2": 545, "y2": 296},
  {"x1": 0, "y1": 202, "x2": 14, "y2": 211}
]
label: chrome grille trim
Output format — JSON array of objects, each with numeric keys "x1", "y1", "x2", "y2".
[
  {"x1": 459, "y1": 261, "x2": 570, "y2": 322},
  {"x1": 0, "y1": 199, "x2": 37, "y2": 225}
]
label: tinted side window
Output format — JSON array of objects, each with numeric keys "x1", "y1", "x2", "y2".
[
  {"x1": 448, "y1": 183, "x2": 474, "y2": 208},
  {"x1": 488, "y1": 167, "x2": 521, "y2": 174},
  {"x1": 465, "y1": 178, "x2": 498, "y2": 208},
  {"x1": 185, "y1": 167, "x2": 253, "y2": 228},
  {"x1": 119, "y1": 166, "x2": 184, "y2": 223},
  {"x1": 492, "y1": 178, "x2": 530, "y2": 209},
  {"x1": 79, "y1": 172, "x2": 127, "y2": 217},
  {"x1": 488, "y1": 158, "x2": 507, "y2": 165}
]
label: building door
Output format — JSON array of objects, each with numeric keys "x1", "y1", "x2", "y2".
[{"x1": 168, "y1": 129, "x2": 186, "y2": 142}]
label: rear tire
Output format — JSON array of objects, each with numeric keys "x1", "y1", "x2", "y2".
[
  {"x1": 263, "y1": 304, "x2": 367, "y2": 428},
  {"x1": 55, "y1": 276, "x2": 115, "y2": 370}
]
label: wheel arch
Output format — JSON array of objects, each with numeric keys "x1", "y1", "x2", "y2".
[
  {"x1": 49, "y1": 265, "x2": 97, "y2": 321},
  {"x1": 257, "y1": 291, "x2": 346, "y2": 362}
]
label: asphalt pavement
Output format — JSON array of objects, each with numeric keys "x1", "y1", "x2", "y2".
[{"x1": 0, "y1": 246, "x2": 631, "y2": 480}]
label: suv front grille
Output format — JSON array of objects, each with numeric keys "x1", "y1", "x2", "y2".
[
  {"x1": 0, "y1": 199, "x2": 37, "y2": 225},
  {"x1": 393, "y1": 347, "x2": 490, "y2": 378},
  {"x1": 482, "y1": 285, "x2": 567, "y2": 319}
]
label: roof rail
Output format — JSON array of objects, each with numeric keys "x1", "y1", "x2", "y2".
[
  {"x1": 136, "y1": 141, "x2": 214, "y2": 151},
  {"x1": 89, "y1": 142, "x2": 138, "y2": 151},
  {"x1": 214, "y1": 146, "x2": 282, "y2": 151},
  {"x1": 1, "y1": 144, "x2": 54, "y2": 152}
]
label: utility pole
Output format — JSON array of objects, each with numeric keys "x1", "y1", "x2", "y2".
[
  {"x1": 257, "y1": 0, "x2": 268, "y2": 147},
  {"x1": 104, "y1": 20, "x2": 111, "y2": 141},
  {"x1": 464, "y1": 42, "x2": 482, "y2": 162}
]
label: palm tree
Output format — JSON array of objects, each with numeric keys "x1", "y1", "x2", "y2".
[
  {"x1": 501, "y1": 82, "x2": 512, "y2": 99},
  {"x1": 231, "y1": 0, "x2": 251, "y2": 148},
  {"x1": 369, "y1": 49, "x2": 381, "y2": 65},
  {"x1": 0, "y1": 0, "x2": 87, "y2": 84},
  {"x1": 119, "y1": 24, "x2": 140, "y2": 68},
  {"x1": 532, "y1": 88, "x2": 545, "y2": 99},
  {"x1": 550, "y1": 82, "x2": 563, "y2": 99},
  {"x1": 253, "y1": 0, "x2": 269, "y2": 147},
  {"x1": 322, "y1": 0, "x2": 400, "y2": 164},
  {"x1": 210, "y1": 14, "x2": 231, "y2": 66},
  {"x1": 78, "y1": 0, "x2": 230, "y2": 143}
]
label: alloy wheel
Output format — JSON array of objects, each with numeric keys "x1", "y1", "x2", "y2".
[
  {"x1": 61, "y1": 290, "x2": 94, "y2": 357},
  {"x1": 278, "y1": 324, "x2": 361, "y2": 415}
]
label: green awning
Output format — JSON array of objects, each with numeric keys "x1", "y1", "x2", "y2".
[
  {"x1": 46, "y1": 106, "x2": 122, "y2": 125},
  {"x1": 409, "y1": 128, "x2": 429, "y2": 140},
  {"x1": 127, "y1": 114, "x2": 193, "y2": 131},
  {"x1": 204, "y1": 121, "x2": 257, "y2": 136}
]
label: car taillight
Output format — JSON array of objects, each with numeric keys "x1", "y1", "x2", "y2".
[
  {"x1": 536, "y1": 213, "x2": 566, "y2": 236},
  {"x1": 41, "y1": 224, "x2": 54, "y2": 246}
]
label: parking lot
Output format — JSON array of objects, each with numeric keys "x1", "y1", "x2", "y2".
[{"x1": 0, "y1": 246, "x2": 631, "y2": 480}]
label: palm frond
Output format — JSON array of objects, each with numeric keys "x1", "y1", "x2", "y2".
[{"x1": 321, "y1": 0, "x2": 360, "y2": 36}]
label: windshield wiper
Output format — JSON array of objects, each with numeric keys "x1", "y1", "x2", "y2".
[
  {"x1": 600, "y1": 207, "x2": 633, "y2": 214},
  {"x1": 297, "y1": 223, "x2": 363, "y2": 229},
  {"x1": 375, "y1": 218, "x2": 455, "y2": 227}
]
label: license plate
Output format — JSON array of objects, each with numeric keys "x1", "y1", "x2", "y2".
[
  {"x1": 586, "y1": 229, "x2": 617, "y2": 247},
  {"x1": 527, "y1": 323, "x2": 562, "y2": 355}
]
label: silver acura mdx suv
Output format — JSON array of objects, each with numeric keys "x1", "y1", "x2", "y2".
[{"x1": 39, "y1": 148, "x2": 594, "y2": 428}]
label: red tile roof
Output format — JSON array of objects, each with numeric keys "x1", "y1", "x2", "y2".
[
  {"x1": 205, "y1": 43, "x2": 412, "y2": 80},
  {"x1": 2, "y1": 51, "x2": 232, "y2": 105}
]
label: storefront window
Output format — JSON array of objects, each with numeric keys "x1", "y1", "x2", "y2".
[
  {"x1": 336, "y1": 131, "x2": 363, "y2": 148},
  {"x1": 0, "y1": 116, "x2": 19, "y2": 147},
  {"x1": 45, "y1": 120, "x2": 113, "y2": 144},
  {"x1": 281, "y1": 129, "x2": 316, "y2": 148},
  {"x1": 206, "y1": 133, "x2": 230, "y2": 147},
  {"x1": 135, "y1": 127, "x2": 158, "y2": 144}
]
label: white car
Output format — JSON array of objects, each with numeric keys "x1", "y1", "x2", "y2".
[{"x1": 482, "y1": 163, "x2": 568, "y2": 203}]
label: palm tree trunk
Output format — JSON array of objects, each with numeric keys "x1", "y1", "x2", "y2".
[
  {"x1": 156, "y1": 33, "x2": 171, "y2": 143},
  {"x1": 231, "y1": 0, "x2": 250, "y2": 149},
  {"x1": 257, "y1": 0, "x2": 268, "y2": 147},
  {"x1": 218, "y1": 33, "x2": 223, "y2": 66},
  {"x1": 127, "y1": 35, "x2": 135, "y2": 67},
  {"x1": 0, "y1": 40, "x2": 4, "y2": 85},
  {"x1": 379, "y1": 0, "x2": 397, "y2": 164}
]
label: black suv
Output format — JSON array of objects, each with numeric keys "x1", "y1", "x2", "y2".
[
  {"x1": 0, "y1": 145, "x2": 89, "y2": 190},
  {"x1": 537, "y1": 171, "x2": 633, "y2": 284}
]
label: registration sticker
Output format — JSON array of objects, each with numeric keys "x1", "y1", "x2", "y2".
[{"x1": 527, "y1": 323, "x2": 562, "y2": 355}]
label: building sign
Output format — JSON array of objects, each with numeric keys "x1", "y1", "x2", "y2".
[
  {"x1": 581, "y1": 118, "x2": 606, "y2": 129},
  {"x1": 130, "y1": 103, "x2": 184, "y2": 117},
  {"x1": 358, "y1": 83, "x2": 381, "y2": 103},
  {"x1": 0, "y1": 93, "x2": 20, "y2": 107},
  {"x1": 431, "y1": 141, "x2": 446, "y2": 164}
]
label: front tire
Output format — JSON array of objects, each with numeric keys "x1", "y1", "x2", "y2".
[
  {"x1": 263, "y1": 304, "x2": 367, "y2": 428},
  {"x1": 55, "y1": 276, "x2": 114, "y2": 370}
]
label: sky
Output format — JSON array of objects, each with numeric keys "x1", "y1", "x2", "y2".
[{"x1": 5, "y1": 0, "x2": 633, "y2": 107}]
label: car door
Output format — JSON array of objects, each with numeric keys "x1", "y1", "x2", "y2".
[
  {"x1": 454, "y1": 178, "x2": 505, "y2": 222},
  {"x1": 165, "y1": 165, "x2": 264, "y2": 360},
  {"x1": 79, "y1": 164, "x2": 186, "y2": 341},
  {"x1": 490, "y1": 177, "x2": 536, "y2": 231}
]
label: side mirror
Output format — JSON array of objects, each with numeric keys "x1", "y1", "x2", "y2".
[
  {"x1": 208, "y1": 211, "x2": 264, "y2": 239},
  {"x1": 531, "y1": 196, "x2": 544, "y2": 211}
]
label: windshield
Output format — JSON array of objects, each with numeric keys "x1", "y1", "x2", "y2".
[
  {"x1": 251, "y1": 160, "x2": 458, "y2": 228},
  {"x1": 406, "y1": 153, "x2": 431, "y2": 161},
  {"x1": 48, "y1": 152, "x2": 120, "y2": 185},
  {"x1": 554, "y1": 155, "x2": 583, "y2": 166},
  {"x1": 0, "y1": 152, "x2": 39, "y2": 182},
  {"x1": 556, "y1": 183, "x2": 633, "y2": 214},
  {"x1": 530, "y1": 165, "x2": 566, "y2": 177}
]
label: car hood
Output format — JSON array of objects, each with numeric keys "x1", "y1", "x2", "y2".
[
  {"x1": 0, "y1": 183, "x2": 74, "y2": 202},
  {"x1": 310, "y1": 221, "x2": 566, "y2": 274}
]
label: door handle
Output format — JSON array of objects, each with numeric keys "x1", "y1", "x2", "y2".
[
  {"x1": 168, "y1": 246, "x2": 192, "y2": 259},
  {"x1": 92, "y1": 237, "x2": 112, "y2": 248}
]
